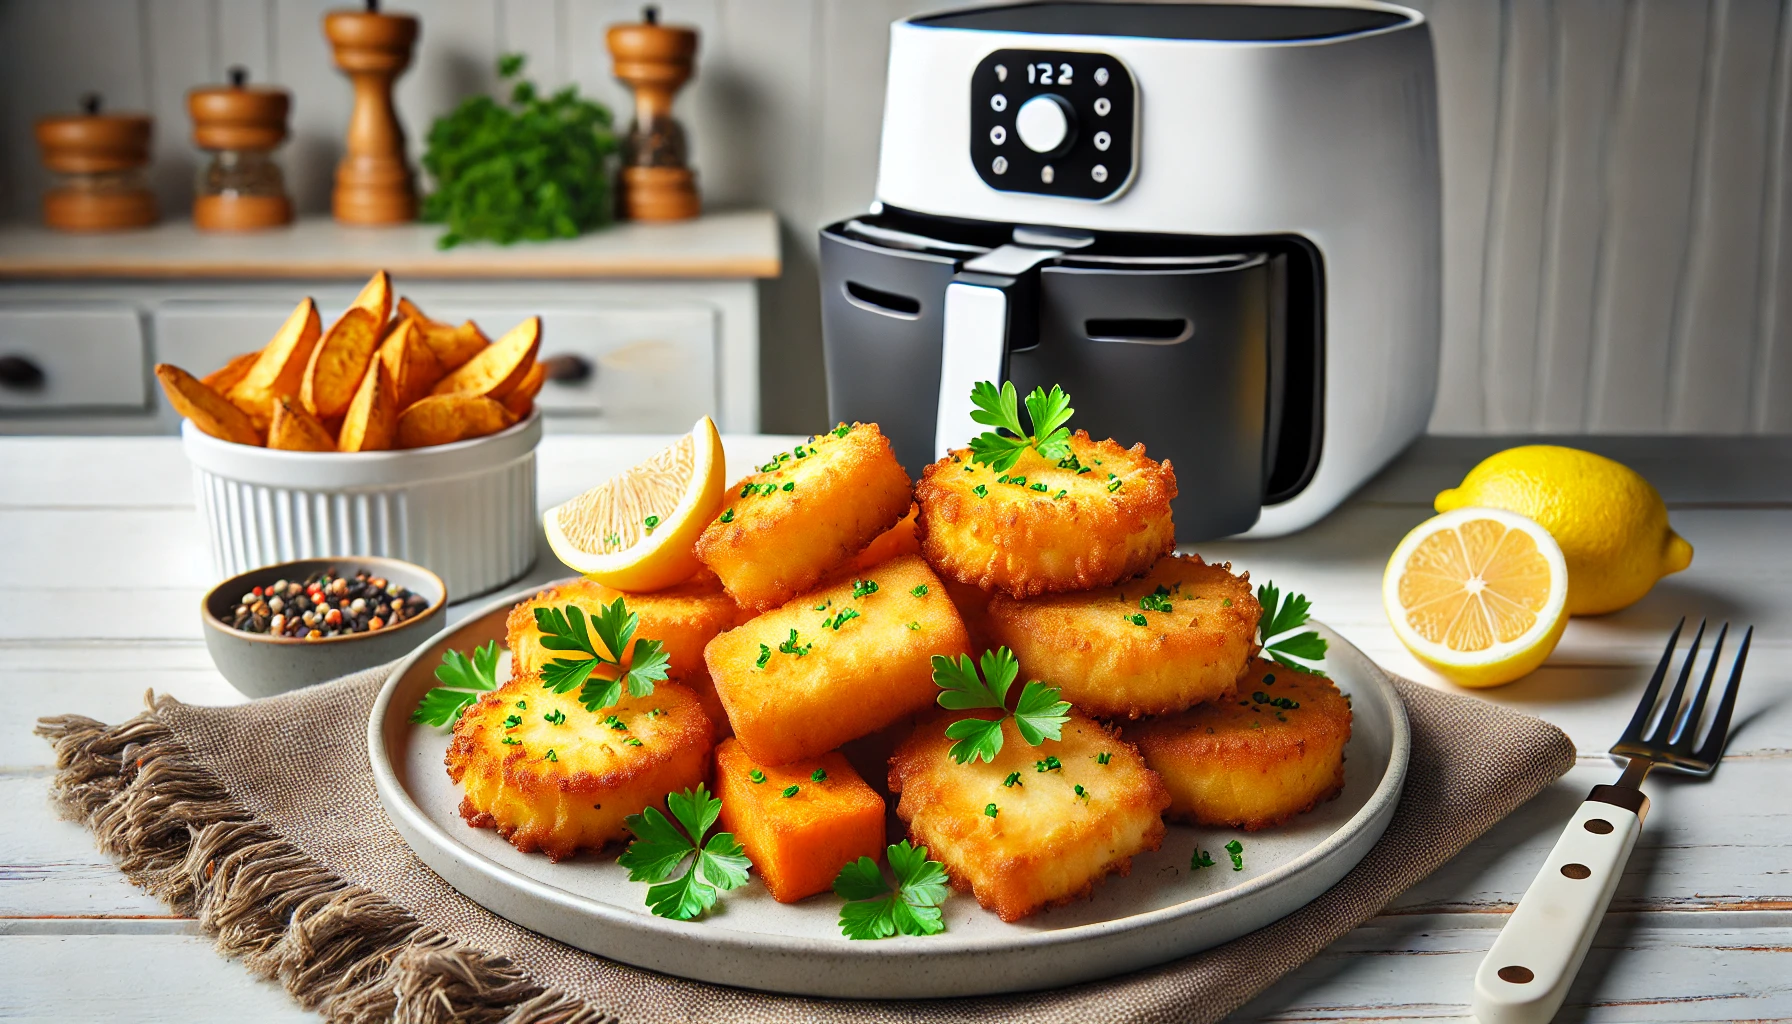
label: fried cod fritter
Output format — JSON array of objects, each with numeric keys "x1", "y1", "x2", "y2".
[
  {"x1": 447, "y1": 673, "x2": 714, "y2": 861},
  {"x1": 888, "y1": 710, "x2": 1170, "y2": 922},
  {"x1": 505, "y1": 572, "x2": 738, "y2": 681},
  {"x1": 714, "y1": 739, "x2": 886, "y2": 903},
  {"x1": 705, "y1": 554, "x2": 969, "y2": 766},
  {"x1": 696, "y1": 423, "x2": 913, "y2": 612},
  {"x1": 914, "y1": 432, "x2": 1176, "y2": 598},
  {"x1": 988, "y1": 555, "x2": 1263, "y2": 719},
  {"x1": 1126, "y1": 658, "x2": 1352, "y2": 831}
]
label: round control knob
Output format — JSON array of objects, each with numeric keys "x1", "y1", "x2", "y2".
[{"x1": 1014, "y1": 94, "x2": 1074, "y2": 156}]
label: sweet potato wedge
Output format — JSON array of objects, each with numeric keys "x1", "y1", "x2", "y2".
[
  {"x1": 227, "y1": 297, "x2": 321, "y2": 430},
  {"x1": 301, "y1": 306, "x2": 381, "y2": 420},
  {"x1": 155, "y1": 364, "x2": 263, "y2": 446},
  {"x1": 267, "y1": 394, "x2": 337, "y2": 451},
  {"x1": 338, "y1": 361, "x2": 397, "y2": 452},
  {"x1": 395, "y1": 394, "x2": 517, "y2": 448},
  {"x1": 714, "y1": 739, "x2": 885, "y2": 903},
  {"x1": 430, "y1": 316, "x2": 540, "y2": 399},
  {"x1": 350, "y1": 269, "x2": 392, "y2": 325},
  {"x1": 398, "y1": 296, "x2": 488, "y2": 370},
  {"x1": 501, "y1": 359, "x2": 545, "y2": 419},
  {"x1": 201, "y1": 351, "x2": 260, "y2": 393},
  {"x1": 378, "y1": 318, "x2": 444, "y2": 409}
]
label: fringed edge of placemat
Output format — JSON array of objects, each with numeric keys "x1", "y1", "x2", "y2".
[{"x1": 35, "y1": 701, "x2": 613, "y2": 1024}]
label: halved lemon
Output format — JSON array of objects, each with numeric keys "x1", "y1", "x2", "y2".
[
  {"x1": 1382, "y1": 507, "x2": 1569, "y2": 688},
  {"x1": 544, "y1": 415, "x2": 726, "y2": 592}
]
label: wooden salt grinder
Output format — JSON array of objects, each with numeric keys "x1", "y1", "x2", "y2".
[
  {"x1": 188, "y1": 68, "x2": 294, "y2": 231},
  {"x1": 34, "y1": 94, "x2": 157, "y2": 231},
  {"x1": 607, "y1": 6, "x2": 701, "y2": 221},
  {"x1": 323, "y1": 1, "x2": 418, "y2": 224}
]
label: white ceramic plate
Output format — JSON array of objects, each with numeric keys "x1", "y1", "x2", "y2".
[{"x1": 369, "y1": 582, "x2": 1409, "y2": 999}]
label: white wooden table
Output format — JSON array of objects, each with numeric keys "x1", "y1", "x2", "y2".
[{"x1": 2, "y1": 434, "x2": 1787, "y2": 1022}]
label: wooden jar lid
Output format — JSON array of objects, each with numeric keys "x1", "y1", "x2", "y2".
[
  {"x1": 35, "y1": 101, "x2": 153, "y2": 174},
  {"x1": 607, "y1": 9, "x2": 698, "y2": 87},
  {"x1": 324, "y1": 9, "x2": 420, "y2": 70},
  {"x1": 189, "y1": 69, "x2": 290, "y2": 151}
]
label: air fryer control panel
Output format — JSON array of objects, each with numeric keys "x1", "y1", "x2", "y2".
[{"x1": 969, "y1": 49, "x2": 1136, "y2": 201}]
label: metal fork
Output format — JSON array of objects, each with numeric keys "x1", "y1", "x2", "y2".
[{"x1": 1472, "y1": 618, "x2": 1752, "y2": 1024}]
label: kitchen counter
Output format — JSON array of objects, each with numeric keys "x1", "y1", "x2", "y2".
[
  {"x1": 2, "y1": 433, "x2": 1788, "y2": 1021},
  {"x1": 0, "y1": 210, "x2": 781, "y2": 279}
]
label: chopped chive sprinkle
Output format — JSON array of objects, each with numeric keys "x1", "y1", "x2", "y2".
[
  {"x1": 543, "y1": 709, "x2": 566, "y2": 725},
  {"x1": 910, "y1": 584, "x2": 928, "y2": 597},
  {"x1": 1030, "y1": 482, "x2": 1048, "y2": 492},
  {"x1": 1096, "y1": 751, "x2": 1111, "y2": 765},
  {"x1": 501, "y1": 736, "x2": 522, "y2": 746},
  {"x1": 906, "y1": 621, "x2": 920, "y2": 630},
  {"x1": 503, "y1": 714, "x2": 522, "y2": 729},
  {"x1": 832, "y1": 424, "x2": 850, "y2": 438},
  {"x1": 811, "y1": 768, "x2": 828, "y2": 782},
  {"x1": 755, "y1": 644, "x2": 771, "y2": 669},
  {"x1": 782, "y1": 481, "x2": 795, "y2": 492},
  {"x1": 514, "y1": 700, "x2": 527, "y2": 709},
  {"x1": 1035, "y1": 756, "x2": 1062, "y2": 773},
  {"x1": 544, "y1": 749, "x2": 558, "y2": 762},
  {"x1": 783, "y1": 784, "x2": 800, "y2": 798},
  {"x1": 984, "y1": 803, "x2": 999, "y2": 818},
  {"x1": 1226, "y1": 839, "x2": 1244, "y2": 870},
  {"x1": 625, "y1": 737, "x2": 643, "y2": 747},
  {"x1": 643, "y1": 515, "x2": 660, "y2": 531},
  {"x1": 1125, "y1": 613, "x2": 1148, "y2": 626},
  {"x1": 605, "y1": 714, "x2": 628, "y2": 731},
  {"x1": 1192, "y1": 848, "x2": 1215, "y2": 869},
  {"x1": 1003, "y1": 772, "x2": 1022, "y2": 787},
  {"x1": 1074, "y1": 784, "x2": 1089, "y2": 801},
  {"x1": 972, "y1": 484, "x2": 989, "y2": 499},
  {"x1": 719, "y1": 508, "x2": 735, "y2": 523},
  {"x1": 749, "y1": 769, "x2": 767, "y2": 784},
  {"x1": 1106, "y1": 478, "x2": 1123, "y2": 493},
  {"x1": 851, "y1": 578, "x2": 879, "y2": 599}
]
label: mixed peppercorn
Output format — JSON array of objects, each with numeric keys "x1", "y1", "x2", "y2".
[{"x1": 225, "y1": 568, "x2": 428, "y2": 639}]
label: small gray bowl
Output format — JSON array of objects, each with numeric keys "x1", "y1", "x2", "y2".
[{"x1": 202, "y1": 556, "x2": 447, "y2": 698}]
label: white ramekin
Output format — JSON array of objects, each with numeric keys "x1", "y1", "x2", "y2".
[{"x1": 180, "y1": 411, "x2": 542, "y2": 600}]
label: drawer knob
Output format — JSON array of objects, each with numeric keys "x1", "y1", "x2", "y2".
[
  {"x1": 0, "y1": 355, "x2": 46, "y2": 392},
  {"x1": 541, "y1": 353, "x2": 593, "y2": 384}
]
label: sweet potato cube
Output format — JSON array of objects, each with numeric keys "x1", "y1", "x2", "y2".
[
  {"x1": 714, "y1": 738, "x2": 885, "y2": 903},
  {"x1": 704, "y1": 554, "x2": 969, "y2": 765}
]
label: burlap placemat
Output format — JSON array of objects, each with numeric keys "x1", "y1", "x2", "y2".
[{"x1": 37, "y1": 667, "x2": 1573, "y2": 1024}]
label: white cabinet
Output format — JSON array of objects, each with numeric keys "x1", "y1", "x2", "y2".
[{"x1": 0, "y1": 306, "x2": 147, "y2": 411}]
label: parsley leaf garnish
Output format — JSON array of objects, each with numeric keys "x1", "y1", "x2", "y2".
[
  {"x1": 833, "y1": 840, "x2": 950, "y2": 940},
  {"x1": 932, "y1": 647, "x2": 1071, "y2": 764},
  {"x1": 1256, "y1": 582, "x2": 1327, "y2": 671},
  {"x1": 534, "y1": 598, "x2": 672, "y2": 712},
  {"x1": 966, "y1": 381, "x2": 1075, "y2": 472},
  {"x1": 411, "y1": 640, "x2": 501, "y2": 726},
  {"x1": 618, "y1": 784, "x2": 752, "y2": 921}
]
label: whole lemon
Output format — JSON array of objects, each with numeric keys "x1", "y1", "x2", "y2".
[{"x1": 1434, "y1": 446, "x2": 1692, "y2": 616}]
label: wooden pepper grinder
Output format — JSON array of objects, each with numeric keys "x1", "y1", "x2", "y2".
[
  {"x1": 323, "y1": 0, "x2": 419, "y2": 224},
  {"x1": 607, "y1": 5, "x2": 701, "y2": 221},
  {"x1": 188, "y1": 67, "x2": 294, "y2": 231},
  {"x1": 33, "y1": 94, "x2": 157, "y2": 231}
]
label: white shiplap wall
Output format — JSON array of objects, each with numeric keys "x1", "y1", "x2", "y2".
[{"x1": 0, "y1": 0, "x2": 1788, "y2": 435}]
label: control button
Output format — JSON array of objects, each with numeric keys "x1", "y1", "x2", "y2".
[
  {"x1": 1093, "y1": 130, "x2": 1111, "y2": 151},
  {"x1": 1094, "y1": 67, "x2": 1110, "y2": 87},
  {"x1": 1093, "y1": 97, "x2": 1111, "y2": 117},
  {"x1": 995, "y1": 64, "x2": 1007, "y2": 82},
  {"x1": 989, "y1": 125, "x2": 1007, "y2": 145},
  {"x1": 991, "y1": 93, "x2": 1008, "y2": 112},
  {"x1": 992, "y1": 156, "x2": 1009, "y2": 175},
  {"x1": 1091, "y1": 164, "x2": 1108, "y2": 183},
  {"x1": 1015, "y1": 93, "x2": 1073, "y2": 154},
  {"x1": 1041, "y1": 165, "x2": 1055, "y2": 184}
]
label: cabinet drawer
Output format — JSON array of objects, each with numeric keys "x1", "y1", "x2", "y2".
[
  {"x1": 426, "y1": 304, "x2": 719, "y2": 433},
  {"x1": 0, "y1": 306, "x2": 147, "y2": 411}
]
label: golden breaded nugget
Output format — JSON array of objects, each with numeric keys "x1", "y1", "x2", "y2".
[
  {"x1": 505, "y1": 573, "x2": 739, "y2": 682},
  {"x1": 155, "y1": 364, "x2": 263, "y2": 446},
  {"x1": 988, "y1": 554, "x2": 1263, "y2": 719},
  {"x1": 889, "y1": 710, "x2": 1169, "y2": 922},
  {"x1": 447, "y1": 673, "x2": 713, "y2": 861},
  {"x1": 705, "y1": 554, "x2": 968, "y2": 765},
  {"x1": 849, "y1": 504, "x2": 920, "y2": 572},
  {"x1": 696, "y1": 423, "x2": 912, "y2": 612},
  {"x1": 267, "y1": 394, "x2": 336, "y2": 451},
  {"x1": 394, "y1": 394, "x2": 516, "y2": 448},
  {"x1": 915, "y1": 431, "x2": 1176, "y2": 598},
  {"x1": 1127, "y1": 658, "x2": 1352, "y2": 831}
]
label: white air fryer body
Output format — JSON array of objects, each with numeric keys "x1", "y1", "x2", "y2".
[{"x1": 871, "y1": 2, "x2": 1440, "y2": 536}]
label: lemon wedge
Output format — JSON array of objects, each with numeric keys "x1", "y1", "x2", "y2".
[
  {"x1": 544, "y1": 415, "x2": 726, "y2": 592},
  {"x1": 1382, "y1": 507, "x2": 1569, "y2": 688}
]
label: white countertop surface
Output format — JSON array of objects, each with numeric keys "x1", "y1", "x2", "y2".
[
  {"x1": 1, "y1": 433, "x2": 1788, "y2": 1021},
  {"x1": 0, "y1": 210, "x2": 781, "y2": 280}
]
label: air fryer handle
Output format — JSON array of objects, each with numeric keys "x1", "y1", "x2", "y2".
[{"x1": 934, "y1": 244, "x2": 1062, "y2": 458}]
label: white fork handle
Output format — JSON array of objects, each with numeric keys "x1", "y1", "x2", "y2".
[{"x1": 1472, "y1": 799, "x2": 1642, "y2": 1024}]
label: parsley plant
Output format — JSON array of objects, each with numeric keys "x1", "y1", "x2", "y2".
[
  {"x1": 1256, "y1": 582, "x2": 1327, "y2": 671},
  {"x1": 933, "y1": 647, "x2": 1071, "y2": 764},
  {"x1": 966, "y1": 381, "x2": 1075, "y2": 472},
  {"x1": 833, "y1": 841, "x2": 950, "y2": 940},
  {"x1": 411, "y1": 640, "x2": 501, "y2": 726},
  {"x1": 618, "y1": 784, "x2": 752, "y2": 921},
  {"x1": 534, "y1": 598, "x2": 671, "y2": 712}
]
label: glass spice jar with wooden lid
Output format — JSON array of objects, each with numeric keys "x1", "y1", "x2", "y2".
[
  {"x1": 33, "y1": 94, "x2": 157, "y2": 232},
  {"x1": 188, "y1": 67, "x2": 293, "y2": 231}
]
